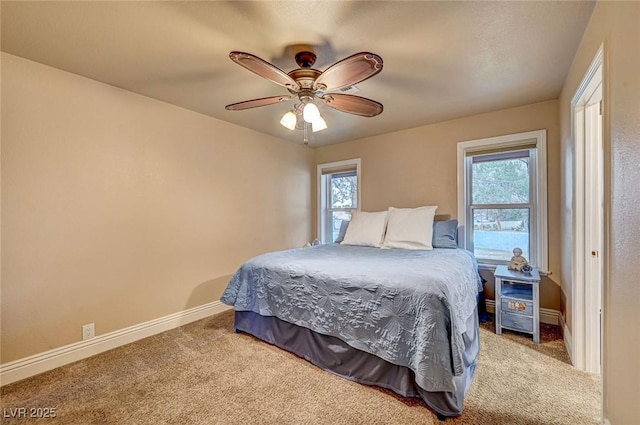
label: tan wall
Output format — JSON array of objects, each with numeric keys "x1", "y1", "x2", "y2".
[
  {"x1": 558, "y1": 2, "x2": 640, "y2": 424},
  {"x1": 314, "y1": 100, "x2": 562, "y2": 311},
  {"x1": 1, "y1": 53, "x2": 313, "y2": 363}
]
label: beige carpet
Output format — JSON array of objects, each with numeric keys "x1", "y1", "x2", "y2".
[{"x1": 1, "y1": 311, "x2": 600, "y2": 425}]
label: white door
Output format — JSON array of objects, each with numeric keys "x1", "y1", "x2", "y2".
[
  {"x1": 583, "y1": 84, "x2": 603, "y2": 374},
  {"x1": 572, "y1": 47, "x2": 604, "y2": 374}
]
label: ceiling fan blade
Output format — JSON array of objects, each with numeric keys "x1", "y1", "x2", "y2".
[
  {"x1": 225, "y1": 95, "x2": 293, "y2": 111},
  {"x1": 229, "y1": 51, "x2": 300, "y2": 91},
  {"x1": 321, "y1": 94, "x2": 383, "y2": 117},
  {"x1": 314, "y1": 52, "x2": 383, "y2": 92}
]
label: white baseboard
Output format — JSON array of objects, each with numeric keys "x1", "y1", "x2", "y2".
[
  {"x1": 558, "y1": 312, "x2": 574, "y2": 365},
  {"x1": 0, "y1": 301, "x2": 232, "y2": 386},
  {"x1": 485, "y1": 299, "x2": 560, "y2": 325}
]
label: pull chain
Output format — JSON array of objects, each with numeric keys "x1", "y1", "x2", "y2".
[{"x1": 303, "y1": 122, "x2": 309, "y2": 146}]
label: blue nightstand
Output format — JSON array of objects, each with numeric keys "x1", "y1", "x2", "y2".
[{"x1": 494, "y1": 265, "x2": 541, "y2": 344}]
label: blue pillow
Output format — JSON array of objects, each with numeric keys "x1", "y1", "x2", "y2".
[
  {"x1": 334, "y1": 220, "x2": 350, "y2": 243},
  {"x1": 432, "y1": 219, "x2": 458, "y2": 248}
]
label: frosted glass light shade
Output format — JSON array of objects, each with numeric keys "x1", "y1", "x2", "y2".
[
  {"x1": 312, "y1": 116, "x2": 327, "y2": 132},
  {"x1": 303, "y1": 102, "x2": 321, "y2": 123},
  {"x1": 279, "y1": 111, "x2": 297, "y2": 130}
]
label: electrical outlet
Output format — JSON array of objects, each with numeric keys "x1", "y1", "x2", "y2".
[{"x1": 82, "y1": 323, "x2": 95, "y2": 340}]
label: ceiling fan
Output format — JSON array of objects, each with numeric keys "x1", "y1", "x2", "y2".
[{"x1": 225, "y1": 49, "x2": 384, "y2": 136}]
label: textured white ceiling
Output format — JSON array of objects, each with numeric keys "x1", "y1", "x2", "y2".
[{"x1": 1, "y1": 1, "x2": 595, "y2": 146}]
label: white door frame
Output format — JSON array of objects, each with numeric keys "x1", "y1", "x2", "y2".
[{"x1": 571, "y1": 44, "x2": 604, "y2": 374}]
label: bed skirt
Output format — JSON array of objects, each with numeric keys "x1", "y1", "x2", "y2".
[{"x1": 234, "y1": 308, "x2": 479, "y2": 417}]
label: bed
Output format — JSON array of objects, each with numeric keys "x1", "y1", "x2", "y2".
[{"x1": 221, "y1": 242, "x2": 482, "y2": 418}]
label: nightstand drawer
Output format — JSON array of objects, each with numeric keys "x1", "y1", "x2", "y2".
[
  {"x1": 501, "y1": 298, "x2": 533, "y2": 316},
  {"x1": 501, "y1": 311, "x2": 533, "y2": 333}
]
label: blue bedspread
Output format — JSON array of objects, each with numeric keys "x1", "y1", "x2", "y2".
[{"x1": 221, "y1": 244, "x2": 481, "y2": 392}]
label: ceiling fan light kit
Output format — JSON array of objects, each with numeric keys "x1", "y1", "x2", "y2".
[
  {"x1": 281, "y1": 101, "x2": 326, "y2": 133},
  {"x1": 225, "y1": 48, "x2": 384, "y2": 144}
]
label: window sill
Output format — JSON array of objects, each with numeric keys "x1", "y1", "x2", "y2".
[
  {"x1": 477, "y1": 263, "x2": 499, "y2": 273},
  {"x1": 477, "y1": 262, "x2": 550, "y2": 276}
]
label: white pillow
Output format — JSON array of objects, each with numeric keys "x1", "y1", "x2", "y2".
[
  {"x1": 382, "y1": 206, "x2": 438, "y2": 250},
  {"x1": 341, "y1": 210, "x2": 389, "y2": 247}
]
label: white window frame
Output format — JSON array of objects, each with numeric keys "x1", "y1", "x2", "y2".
[
  {"x1": 317, "y1": 159, "x2": 361, "y2": 244},
  {"x1": 457, "y1": 130, "x2": 548, "y2": 273}
]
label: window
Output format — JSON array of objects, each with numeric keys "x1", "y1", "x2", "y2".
[
  {"x1": 317, "y1": 159, "x2": 360, "y2": 243},
  {"x1": 457, "y1": 130, "x2": 548, "y2": 272}
]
